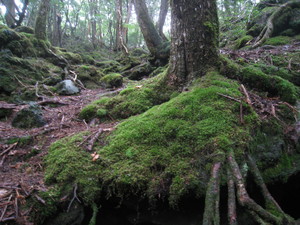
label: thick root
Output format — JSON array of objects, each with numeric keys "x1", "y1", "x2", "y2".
[
  {"x1": 252, "y1": 0, "x2": 300, "y2": 48},
  {"x1": 227, "y1": 151, "x2": 281, "y2": 225},
  {"x1": 203, "y1": 162, "x2": 222, "y2": 225},
  {"x1": 227, "y1": 168, "x2": 237, "y2": 225}
]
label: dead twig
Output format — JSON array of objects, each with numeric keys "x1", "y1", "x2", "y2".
[
  {"x1": 34, "y1": 194, "x2": 46, "y2": 205},
  {"x1": 240, "y1": 84, "x2": 252, "y2": 106},
  {"x1": 86, "y1": 128, "x2": 103, "y2": 152},
  {"x1": 0, "y1": 143, "x2": 18, "y2": 157},
  {"x1": 217, "y1": 93, "x2": 241, "y2": 103},
  {"x1": 0, "y1": 194, "x2": 13, "y2": 222}
]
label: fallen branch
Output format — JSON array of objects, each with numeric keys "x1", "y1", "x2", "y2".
[
  {"x1": 240, "y1": 84, "x2": 252, "y2": 106},
  {"x1": 0, "y1": 194, "x2": 13, "y2": 222},
  {"x1": 0, "y1": 143, "x2": 18, "y2": 157},
  {"x1": 86, "y1": 128, "x2": 103, "y2": 152},
  {"x1": 217, "y1": 93, "x2": 241, "y2": 103},
  {"x1": 34, "y1": 194, "x2": 46, "y2": 205}
]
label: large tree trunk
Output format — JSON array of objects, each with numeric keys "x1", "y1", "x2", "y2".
[
  {"x1": 35, "y1": 0, "x2": 51, "y2": 40},
  {"x1": 167, "y1": 0, "x2": 219, "y2": 88},
  {"x1": 133, "y1": 0, "x2": 168, "y2": 59}
]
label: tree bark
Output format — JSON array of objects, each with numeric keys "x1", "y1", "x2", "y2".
[
  {"x1": 133, "y1": 0, "x2": 167, "y2": 59},
  {"x1": 167, "y1": 0, "x2": 219, "y2": 88},
  {"x1": 35, "y1": 0, "x2": 51, "y2": 40},
  {"x1": 2, "y1": 0, "x2": 16, "y2": 28},
  {"x1": 156, "y1": 0, "x2": 169, "y2": 41}
]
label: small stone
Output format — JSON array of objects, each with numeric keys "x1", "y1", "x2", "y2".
[{"x1": 55, "y1": 80, "x2": 80, "y2": 95}]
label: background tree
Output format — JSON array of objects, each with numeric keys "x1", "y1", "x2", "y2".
[{"x1": 35, "y1": 0, "x2": 51, "y2": 40}]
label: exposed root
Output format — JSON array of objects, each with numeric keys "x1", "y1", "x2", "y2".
[
  {"x1": 253, "y1": 1, "x2": 300, "y2": 48},
  {"x1": 203, "y1": 162, "x2": 222, "y2": 225},
  {"x1": 227, "y1": 168, "x2": 237, "y2": 225}
]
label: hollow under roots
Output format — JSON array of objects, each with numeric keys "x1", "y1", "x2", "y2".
[{"x1": 202, "y1": 150, "x2": 296, "y2": 225}]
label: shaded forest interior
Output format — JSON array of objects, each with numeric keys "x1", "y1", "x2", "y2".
[{"x1": 1, "y1": 0, "x2": 300, "y2": 225}]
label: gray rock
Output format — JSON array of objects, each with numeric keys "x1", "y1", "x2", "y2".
[
  {"x1": 12, "y1": 104, "x2": 46, "y2": 129},
  {"x1": 55, "y1": 80, "x2": 80, "y2": 95}
]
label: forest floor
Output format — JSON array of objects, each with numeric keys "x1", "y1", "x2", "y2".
[
  {"x1": 0, "y1": 41, "x2": 299, "y2": 224},
  {"x1": 0, "y1": 88, "x2": 118, "y2": 224}
]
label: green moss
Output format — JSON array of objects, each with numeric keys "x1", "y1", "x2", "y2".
[
  {"x1": 29, "y1": 186, "x2": 61, "y2": 224},
  {"x1": 81, "y1": 69, "x2": 173, "y2": 121},
  {"x1": 234, "y1": 35, "x2": 253, "y2": 49},
  {"x1": 264, "y1": 36, "x2": 292, "y2": 46},
  {"x1": 240, "y1": 66, "x2": 298, "y2": 104},
  {"x1": 96, "y1": 108, "x2": 107, "y2": 118},
  {"x1": 262, "y1": 154, "x2": 300, "y2": 183},
  {"x1": 95, "y1": 72, "x2": 255, "y2": 206},
  {"x1": 79, "y1": 105, "x2": 97, "y2": 121},
  {"x1": 100, "y1": 73, "x2": 123, "y2": 88},
  {"x1": 45, "y1": 132, "x2": 102, "y2": 204},
  {"x1": 6, "y1": 136, "x2": 32, "y2": 146},
  {"x1": 59, "y1": 52, "x2": 83, "y2": 64}
]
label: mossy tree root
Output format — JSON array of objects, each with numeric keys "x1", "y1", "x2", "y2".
[
  {"x1": 203, "y1": 151, "x2": 296, "y2": 225},
  {"x1": 203, "y1": 162, "x2": 222, "y2": 225},
  {"x1": 227, "y1": 168, "x2": 237, "y2": 225},
  {"x1": 252, "y1": 0, "x2": 300, "y2": 48},
  {"x1": 228, "y1": 151, "x2": 297, "y2": 225}
]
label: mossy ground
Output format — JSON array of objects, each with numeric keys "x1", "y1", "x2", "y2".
[{"x1": 46, "y1": 72, "x2": 257, "y2": 212}]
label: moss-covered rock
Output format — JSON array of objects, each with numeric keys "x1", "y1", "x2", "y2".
[
  {"x1": 100, "y1": 73, "x2": 123, "y2": 88},
  {"x1": 45, "y1": 132, "x2": 101, "y2": 204},
  {"x1": 95, "y1": 60, "x2": 121, "y2": 73},
  {"x1": 264, "y1": 36, "x2": 292, "y2": 45},
  {"x1": 12, "y1": 104, "x2": 46, "y2": 128},
  {"x1": 234, "y1": 35, "x2": 253, "y2": 49},
  {"x1": 14, "y1": 26, "x2": 34, "y2": 34},
  {"x1": 122, "y1": 62, "x2": 154, "y2": 80},
  {"x1": 80, "y1": 69, "x2": 173, "y2": 121},
  {"x1": 75, "y1": 65, "x2": 103, "y2": 89}
]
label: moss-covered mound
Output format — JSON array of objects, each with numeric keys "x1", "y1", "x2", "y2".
[
  {"x1": 221, "y1": 56, "x2": 299, "y2": 104},
  {"x1": 45, "y1": 72, "x2": 255, "y2": 207},
  {"x1": 79, "y1": 69, "x2": 175, "y2": 121}
]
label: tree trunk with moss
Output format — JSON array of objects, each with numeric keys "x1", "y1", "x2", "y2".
[
  {"x1": 35, "y1": 0, "x2": 51, "y2": 40},
  {"x1": 133, "y1": 0, "x2": 168, "y2": 59},
  {"x1": 167, "y1": 0, "x2": 219, "y2": 88}
]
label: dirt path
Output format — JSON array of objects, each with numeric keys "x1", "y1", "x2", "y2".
[{"x1": 0, "y1": 88, "x2": 118, "y2": 224}]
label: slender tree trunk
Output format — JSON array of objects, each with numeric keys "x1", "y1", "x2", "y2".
[
  {"x1": 2, "y1": 0, "x2": 16, "y2": 28},
  {"x1": 133, "y1": 0, "x2": 167, "y2": 59},
  {"x1": 123, "y1": 0, "x2": 133, "y2": 44},
  {"x1": 167, "y1": 0, "x2": 219, "y2": 88},
  {"x1": 156, "y1": 0, "x2": 169, "y2": 41},
  {"x1": 116, "y1": 0, "x2": 128, "y2": 53},
  {"x1": 89, "y1": 0, "x2": 98, "y2": 49},
  {"x1": 35, "y1": 0, "x2": 51, "y2": 40}
]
